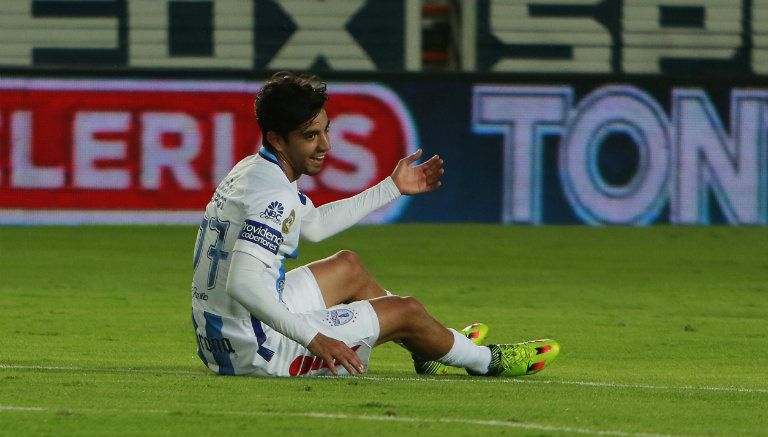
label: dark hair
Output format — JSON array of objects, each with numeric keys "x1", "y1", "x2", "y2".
[{"x1": 255, "y1": 71, "x2": 328, "y2": 150}]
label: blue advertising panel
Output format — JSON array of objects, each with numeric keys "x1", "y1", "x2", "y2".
[{"x1": 386, "y1": 77, "x2": 767, "y2": 225}]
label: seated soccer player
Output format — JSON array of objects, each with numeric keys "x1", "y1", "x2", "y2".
[{"x1": 190, "y1": 71, "x2": 560, "y2": 377}]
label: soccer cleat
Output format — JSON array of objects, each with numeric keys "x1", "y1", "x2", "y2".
[
  {"x1": 412, "y1": 359, "x2": 448, "y2": 375},
  {"x1": 413, "y1": 323, "x2": 489, "y2": 375},
  {"x1": 468, "y1": 339, "x2": 560, "y2": 377},
  {"x1": 462, "y1": 322, "x2": 489, "y2": 343}
]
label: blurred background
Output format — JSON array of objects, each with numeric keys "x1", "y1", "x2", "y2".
[{"x1": 1, "y1": 0, "x2": 765, "y2": 225}]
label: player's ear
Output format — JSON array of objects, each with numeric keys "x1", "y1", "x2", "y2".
[{"x1": 266, "y1": 131, "x2": 285, "y2": 152}]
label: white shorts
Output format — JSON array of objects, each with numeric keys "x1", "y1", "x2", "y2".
[{"x1": 241, "y1": 266, "x2": 381, "y2": 377}]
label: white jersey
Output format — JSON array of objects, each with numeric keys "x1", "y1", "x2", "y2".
[
  {"x1": 190, "y1": 148, "x2": 315, "y2": 374},
  {"x1": 192, "y1": 148, "x2": 311, "y2": 310},
  {"x1": 190, "y1": 147, "x2": 399, "y2": 376}
]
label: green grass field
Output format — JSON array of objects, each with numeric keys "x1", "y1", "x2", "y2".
[{"x1": 1, "y1": 225, "x2": 766, "y2": 437}]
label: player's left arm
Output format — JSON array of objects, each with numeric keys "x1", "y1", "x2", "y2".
[{"x1": 300, "y1": 149, "x2": 444, "y2": 242}]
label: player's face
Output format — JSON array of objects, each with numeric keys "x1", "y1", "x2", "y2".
[{"x1": 280, "y1": 109, "x2": 331, "y2": 180}]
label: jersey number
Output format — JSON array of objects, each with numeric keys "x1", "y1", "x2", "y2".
[{"x1": 193, "y1": 216, "x2": 230, "y2": 289}]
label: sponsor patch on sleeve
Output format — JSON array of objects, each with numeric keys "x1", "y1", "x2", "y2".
[{"x1": 238, "y1": 220, "x2": 284, "y2": 254}]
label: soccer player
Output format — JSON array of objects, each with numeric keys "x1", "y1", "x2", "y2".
[{"x1": 190, "y1": 72, "x2": 559, "y2": 377}]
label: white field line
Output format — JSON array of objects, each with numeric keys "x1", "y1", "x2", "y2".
[
  {"x1": 0, "y1": 364, "x2": 202, "y2": 376},
  {"x1": 0, "y1": 405, "x2": 46, "y2": 412},
  {"x1": 0, "y1": 404, "x2": 696, "y2": 437},
  {"x1": 2, "y1": 363, "x2": 767, "y2": 395},
  {"x1": 354, "y1": 376, "x2": 768, "y2": 394}
]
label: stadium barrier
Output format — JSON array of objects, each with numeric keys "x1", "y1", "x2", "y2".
[{"x1": 1, "y1": 74, "x2": 765, "y2": 225}]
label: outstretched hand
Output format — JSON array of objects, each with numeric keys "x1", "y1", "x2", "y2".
[
  {"x1": 391, "y1": 149, "x2": 444, "y2": 195},
  {"x1": 307, "y1": 333, "x2": 365, "y2": 376}
]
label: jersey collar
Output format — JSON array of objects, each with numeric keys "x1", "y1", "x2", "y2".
[
  {"x1": 258, "y1": 147, "x2": 282, "y2": 168},
  {"x1": 259, "y1": 146, "x2": 294, "y2": 181},
  {"x1": 258, "y1": 147, "x2": 300, "y2": 186}
]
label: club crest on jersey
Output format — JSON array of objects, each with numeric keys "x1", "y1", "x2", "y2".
[
  {"x1": 282, "y1": 209, "x2": 296, "y2": 234},
  {"x1": 259, "y1": 201, "x2": 284, "y2": 225},
  {"x1": 327, "y1": 309, "x2": 355, "y2": 326}
]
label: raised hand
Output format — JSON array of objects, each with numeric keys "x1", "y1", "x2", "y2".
[
  {"x1": 307, "y1": 333, "x2": 365, "y2": 376},
  {"x1": 391, "y1": 149, "x2": 444, "y2": 195}
]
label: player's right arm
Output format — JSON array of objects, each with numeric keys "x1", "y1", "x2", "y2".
[
  {"x1": 227, "y1": 251, "x2": 315, "y2": 346},
  {"x1": 227, "y1": 252, "x2": 363, "y2": 375},
  {"x1": 228, "y1": 179, "x2": 363, "y2": 375}
]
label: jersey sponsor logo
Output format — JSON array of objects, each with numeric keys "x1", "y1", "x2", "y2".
[
  {"x1": 191, "y1": 283, "x2": 208, "y2": 300},
  {"x1": 327, "y1": 308, "x2": 355, "y2": 326},
  {"x1": 212, "y1": 177, "x2": 238, "y2": 210},
  {"x1": 259, "y1": 201, "x2": 284, "y2": 225},
  {"x1": 196, "y1": 334, "x2": 236, "y2": 355},
  {"x1": 218, "y1": 177, "x2": 238, "y2": 195},
  {"x1": 282, "y1": 209, "x2": 296, "y2": 234},
  {"x1": 239, "y1": 220, "x2": 283, "y2": 254},
  {"x1": 212, "y1": 190, "x2": 228, "y2": 210}
]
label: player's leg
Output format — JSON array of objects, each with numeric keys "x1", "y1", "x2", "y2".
[
  {"x1": 279, "y1": 266, "x2": 376, "y2": 377},
  {"x1": 369, "y1": 296, "x2": 490, "y2": 372},
  {"x1": 291, "y1": 261, "x2": 560, "y2": 377},
  {"x1": 413, "y1": 322, "x2": 489, "y2": 375},
  {"x1": 306, "y1": 250, "x2": 388, "y2": 307},
  {"x1": 369, "y1": 296, "x2": 560, "y2": 377}
]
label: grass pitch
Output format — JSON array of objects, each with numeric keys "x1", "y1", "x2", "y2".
[{"x1": 0, "y1": 224, "x2": 766, "y2": 437}]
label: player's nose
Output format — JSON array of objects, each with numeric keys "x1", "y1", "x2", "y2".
[{"x1": 318, "y1": 131, "x2": 331, "y2": 151}]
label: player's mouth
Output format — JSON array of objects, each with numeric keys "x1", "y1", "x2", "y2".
[{"x1": 309, "y1": 154, "x2": 326, "y2": 165}]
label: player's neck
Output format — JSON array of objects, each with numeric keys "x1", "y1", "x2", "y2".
[{"x1": 276, "y1": 155, "x2": 299, "y2": 182}]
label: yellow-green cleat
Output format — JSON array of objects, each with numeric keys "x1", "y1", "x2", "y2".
[
  {"x1": 469, "y1": 339, "x2": 560, "y2": 377},
  {"x1": 413, "y1": 323, "x2": 489, "y2": 375}
]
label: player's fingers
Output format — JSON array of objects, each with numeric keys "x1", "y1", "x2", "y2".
[
  {"x1": 335, "y1": 356, "x2": 359, "y2": 376},
  {"x1": 331, "y1": 352, "x2": 358, "y2": 376},
  {"x1": 349, "y1": 350, "x2": 364, "y2": 373},
  {"x1": 415, "y1": 154, "x2": 440, "y2": 170},
  {"x1": 424, "y1": 164, "x2": 444, "y2": 178},
  {"x1": 419, "y1": 160, "x2": 443, "y2": 178},
  {"x1": 340, "y1": 345, "x2": 364, "y2": 375},
  {"x1": 425, "y1": 167, "x2": 445, "y2": 184},
  {"x1": 343, "y1": 348, "x2": 363, "y2": 374},
  {"x1": 425, "y1": 181, "x2": 442, "y2": 192},
  {"x1": 403, "y1": 148, "x2": 423, "y2": 164},
  {"x1": 321, "y1": 353, "x2": 339, "y2": 376}
]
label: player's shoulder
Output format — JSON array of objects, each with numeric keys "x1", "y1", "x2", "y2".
[
  {"x1": 228, "y1": 154, "x2": 286, "y2": 188},
  {"x1": 231, "y1": 155, "x2": 299, "y2": 208}
]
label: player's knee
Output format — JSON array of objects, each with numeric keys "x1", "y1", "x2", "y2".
[
  {"x1": 398, "y1": 296, "x2": 428, "y2": 320},
  {"x1": 334, "y1": 250, "x2": 366, "y2": 276}
]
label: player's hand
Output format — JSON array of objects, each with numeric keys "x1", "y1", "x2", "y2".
[
  {"x1": 391, "y1": 149, "x2": 444, "y2": 195},
  {"x1": 307, "y1": 333, "x2": 365, "y2": 376}
]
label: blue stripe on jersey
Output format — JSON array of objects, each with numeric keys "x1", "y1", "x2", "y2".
[
  {"x1": 297, "y1": 191, "x2": 307, "y2": 205},
  {"x1": 203, "y1": 311, "x2": 235, "y2": 375},
  {"x1": 285, "y1": 246, "x2": 299, "y2": 259},
  {"x1": 191, "y1": 311, "x2": 209, "y2": 367},
  {"x1": 258, "y1": 147, "x2": 283, "y2": 169},
  {"x1": 277, "y1": 262, "x2": 286, "y2": 303},
  {"x1": 250, "y1": 316, "x2": 276, "y2": 362}
]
